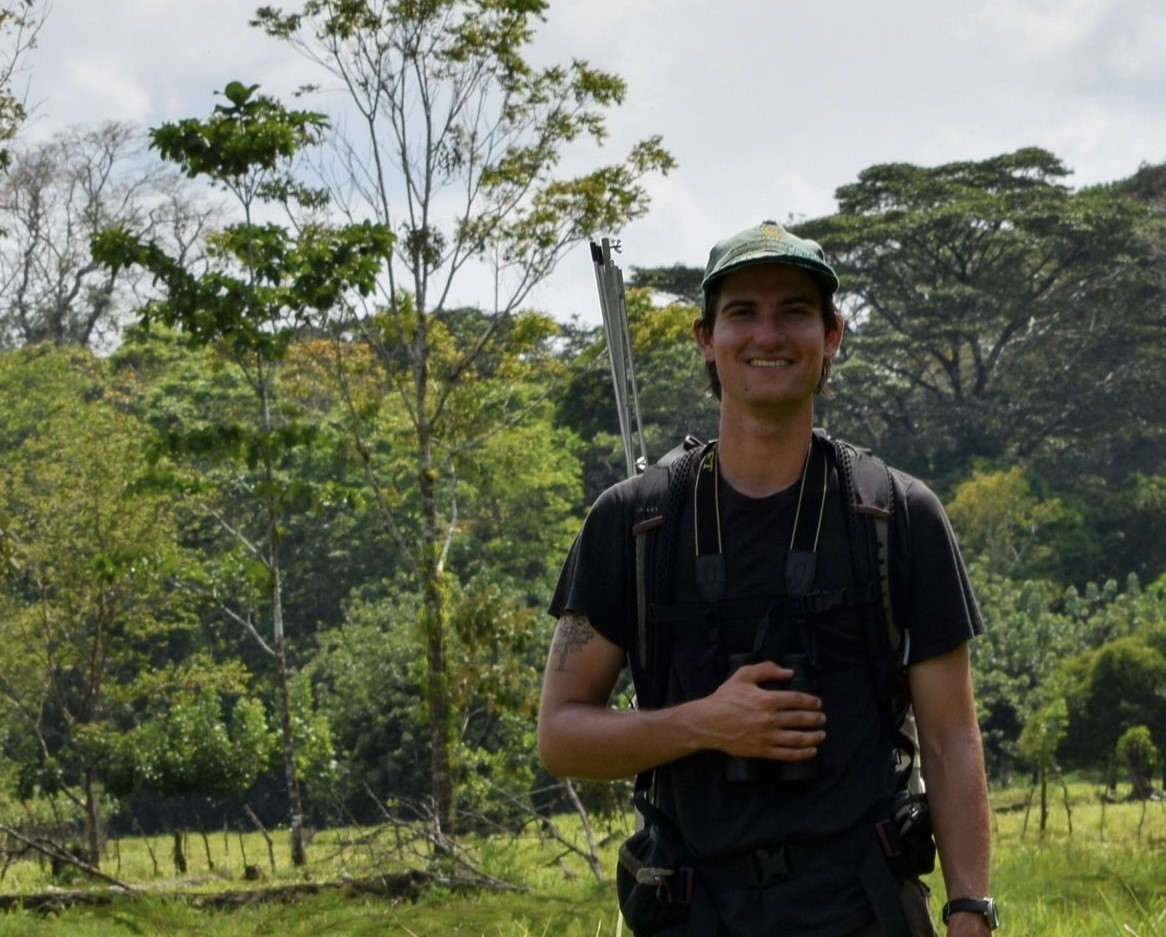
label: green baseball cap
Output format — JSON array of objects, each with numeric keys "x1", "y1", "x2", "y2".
[{"x1": 701, "y1": 220, "x2": 839, "y2": 296}]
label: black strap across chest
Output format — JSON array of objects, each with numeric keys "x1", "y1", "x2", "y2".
[{"x1": 692, "y1": 438, "x2": 830, "y2": 604}]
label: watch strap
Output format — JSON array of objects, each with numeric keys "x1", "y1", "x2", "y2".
[{"x1": 942, "y1": 897, "x2": 999, "y2": 929}]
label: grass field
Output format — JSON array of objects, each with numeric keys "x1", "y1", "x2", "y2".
[{"x1": 0, "y1": 782, "x2": 1163, "y2": 936}]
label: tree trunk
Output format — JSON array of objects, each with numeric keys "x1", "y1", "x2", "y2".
[
  {"x1": 1039, "y1": 766, "x2": 1049, "y2": 833},
  {"x1": 420, "y1": 458, "x2": 454, "y2": 836},
  {"x1": 83, "y1": 768, "x2": 101, "y2": 867},
  {"x1": 274, "y1": 632, "x2": 307, "y2": 867},
  {"x1": 263, "y1": 371, "x2": 307, "y2": 867},
  {"x1": 415, "y1": 318, "x2": 454, "y2": 836},
  {"x1": 172, "y1": 829, "x2": 187, "y2": 875},
  {"x1": 1129, "y1": 757, "x2": 1153, "y2": 800}
]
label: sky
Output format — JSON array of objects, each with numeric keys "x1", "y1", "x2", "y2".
[{"x1": 18, "y1": 0, "x2": 1166, "y2": 325}]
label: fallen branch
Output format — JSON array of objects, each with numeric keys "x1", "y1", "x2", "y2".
[{"x1": 0, "y1": 824, "x2": 137, "y2": 893}]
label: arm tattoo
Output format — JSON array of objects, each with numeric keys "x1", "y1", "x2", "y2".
[{"x1": 552, "y1": 612, "x2": 595, "y2": 672}]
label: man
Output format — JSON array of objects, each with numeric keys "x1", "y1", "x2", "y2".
[{"x1": 538, "y1": 220, "x2": 994, "y2": 936}]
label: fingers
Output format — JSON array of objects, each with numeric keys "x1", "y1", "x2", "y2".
[
  {"x1": 702, "y1": 667, "x2": 827, "y2": 761},
  {"x1": 728, "y1": 661, "x2": 825, "y2": 714}
]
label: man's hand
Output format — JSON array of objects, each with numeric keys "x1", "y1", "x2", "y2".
[{"x1": 695, "y1": 660, "x2": 826, "y2": 762}]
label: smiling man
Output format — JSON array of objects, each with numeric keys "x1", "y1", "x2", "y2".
[{"x1": 538, "y1": 221, "x2": 995, "y2": 936}]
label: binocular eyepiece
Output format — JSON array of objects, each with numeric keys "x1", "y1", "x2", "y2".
[{"x1": 725, "y1": 651, "x2": 820, "y2": 784}]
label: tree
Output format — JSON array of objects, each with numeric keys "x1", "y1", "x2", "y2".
[
  {"x1": 802, "y1": 148, "x2": 1164, "y2": 487},
  {"x1": 1017, "y1": 698, "x2": 1068, "y2": 833},
  {"x1": 0, "y1": 122, "x2": 218, "y2": 350},
  {"x1": 1057, "y1": 627, "x2": 1166, "y2": 775},
  {"x1": 627, "y1": 264, "x2": 703, "y2": 306},
  {"x1": 0, "y1": 1, "x2": 43, "y2": 173},
  {"x1": 105, "y1": 685, "x2": 278, "y2": 871},
  {"x1": 254, "y1": 0, "x2": 674, "y2": 832},
  {"x1": 1115, "y1": 725, "x2": 1159, "y2": 800},
  {"x1": 92, "y1": 82, "x2": 392, "y2": 865},
  {"x1": 0, "y1": 345, "x2": 194, "y2": 866},
  {"x1": 946, "y1": 466, "x2": 1090, "y2": 582}
]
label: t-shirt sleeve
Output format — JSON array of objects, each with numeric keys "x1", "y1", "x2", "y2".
[
  {"x1": 547, "y1": 477, "x2": 638, "y2": 651},
  {"x1": 895, "y1": 472, "x2": 986, "y2": 665}
]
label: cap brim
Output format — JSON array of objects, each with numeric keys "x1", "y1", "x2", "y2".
[{"x1": 702, "y1": 253, "x2": 839, "y2": 294}]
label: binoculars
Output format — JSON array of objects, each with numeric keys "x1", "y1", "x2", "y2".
[{"x1": 725, "y1": 651, "x2": 820, "y2": 784}]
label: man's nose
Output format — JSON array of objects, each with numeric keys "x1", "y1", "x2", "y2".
[{"x1": 754, "y1": 312, "x2": 787, "y2": 343}]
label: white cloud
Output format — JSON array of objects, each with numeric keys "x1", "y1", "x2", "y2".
[
  {"x1": 974, "y1": 0, "x2": 1104, "y2": 56},
  {"x1": 53, "y1": 58, "x2": 152, "y2": 125}
]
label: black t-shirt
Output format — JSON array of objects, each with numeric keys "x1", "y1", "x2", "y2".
[{"x1": 549, "y1": 441, "x2": 984, "y2": 936}]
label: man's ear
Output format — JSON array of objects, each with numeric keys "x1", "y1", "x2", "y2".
[
  {"x1": 693, "y1": 315, "x2": 714, "y2": 361},
  {"x1": 825, "y1": 314, "x2": 845, "y2": 359}
]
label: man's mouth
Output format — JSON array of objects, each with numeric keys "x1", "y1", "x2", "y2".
[{"x1": 748, "y1": 358, "x2": 792, "y2": 369}]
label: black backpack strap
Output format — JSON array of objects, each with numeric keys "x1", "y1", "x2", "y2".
[
  {"x1": 631, "y1": 437, "x2": 706, "y2": 710},
  {"x1": 628, "y1": 437, "x2": 705, "y2": 818},
  {"x1": 825, "y1": 431, "x2": 918, "y2": 789}
]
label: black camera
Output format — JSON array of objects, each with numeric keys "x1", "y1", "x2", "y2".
[{"x1": 725, "y1": 652, "x2": 820, "y2": 784}]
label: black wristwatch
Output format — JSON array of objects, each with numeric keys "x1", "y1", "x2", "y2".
[{"x1": 942, "y1": 897, "x2": 1000, "y2": 930}]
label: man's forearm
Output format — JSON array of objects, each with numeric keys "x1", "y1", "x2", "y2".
[
  {"x1": 538, "y1": 698, "x2": 708, "y2": 781},
  {"x1": 923, "y1": 733, "x2": 992, "y2": 934}
]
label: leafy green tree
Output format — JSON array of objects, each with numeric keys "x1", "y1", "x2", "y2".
[
  {"x1": 308, "y1": 589, "x2": 429, "y2": 815},
  {"x1": 91, "y1": 83, "x2": 392, "y2": 865},
  {"x1": 254, "y1": 0, "x2": 675, "y2": 832},
  {"x1": 1056, "y1": 625, "x2": 1166, "y2": 775},
  {"x1": 105, "y1": 685, "x2": 277, "y2": 872},
  {"x1": 947, "y1": 466, "x2": 1092, "y2": 581},
  {"x1": 970, "y1": 575, "x2": 1082, "y2": 779},
  {"x1": 1018, "y1": 698, "x2": 1068, "y2": 833},
  {"x1": 1115, "y1": 725, "x2": 1159, "y2": 800},
  {"x1": 306, "y1": 329, "x2": 585, "y2": 822},
  {"x1": 0, "y1": 345, "x2": 193, "y2": 865},
  {"x1": 970, "y1": 571, "x2": 1166, "y2": 781},
  {"x1": 803, "y1": 148, "x2": 1163, "y2": 488},
  {"x1": 446, "y1": 575, "x2": 548, "y2": 823},
  {"x1": 129, "y1": 687, "x2": 274, "y2": 801}
]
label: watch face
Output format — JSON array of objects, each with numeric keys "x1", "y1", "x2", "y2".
[{"x1": 985, "y1": 898, "x2": 1001, "y2": 929}]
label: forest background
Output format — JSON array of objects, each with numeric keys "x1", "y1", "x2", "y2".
[{"x1": 2, "y1": 0, "x2": 1166, "y2": 887}]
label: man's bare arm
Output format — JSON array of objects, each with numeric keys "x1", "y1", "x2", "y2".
[
  {"x1": 537, "y1": 612, "x2": 827, "y2": 781},
  {"x1": 910, "y1": 644, "x2": 993, "y2": 937}
]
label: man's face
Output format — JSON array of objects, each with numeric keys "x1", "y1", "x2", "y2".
[{"x1": 694, "y1": 264, "x2": 843, "y2": 418}]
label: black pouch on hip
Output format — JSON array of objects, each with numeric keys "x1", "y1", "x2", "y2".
[
  {"x1": 876, "y1": 791, "x2": 936, "y2": 880},
  {"x1": 617, "y1": 824, "x2": 693, "y2": 936}
]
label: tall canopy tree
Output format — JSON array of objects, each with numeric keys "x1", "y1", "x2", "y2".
[
  {"x1": 253, "y1": 0, "x2": 674, "y2": 831},
  {"x1": 802, "y1": 148, "x2": 1163, "y2": 486},
  {"x1": 92, "y1": 82, "x2": 392, "y2": 865}
]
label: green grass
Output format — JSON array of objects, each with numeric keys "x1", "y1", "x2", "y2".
[
  {"x1": 1, "y1": 784, "x2": 1164, "y2": 935},
  {"x1": 977, "y1": 783, "x2": 1166, "y2": 936}
]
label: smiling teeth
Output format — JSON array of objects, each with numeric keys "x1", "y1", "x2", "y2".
[{"x1": 750, "y1": 360, "x2": 790, "y2": 368}]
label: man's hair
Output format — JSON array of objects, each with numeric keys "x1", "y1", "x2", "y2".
[{"x1": 699, "y1": 273, "x2": 843, "y2": 399}]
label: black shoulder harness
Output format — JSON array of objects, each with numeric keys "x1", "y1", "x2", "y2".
[{"x1": 630, "y1": 431, "x2": 915, "y2": 772}]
